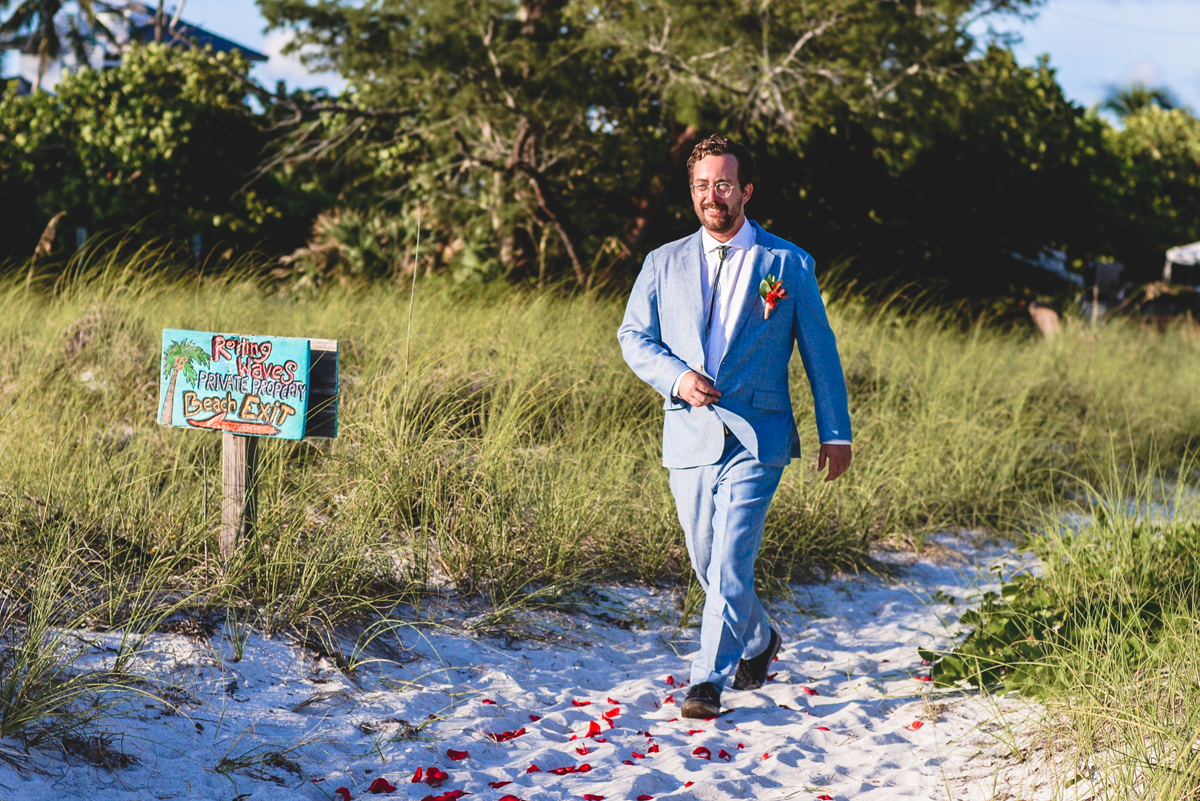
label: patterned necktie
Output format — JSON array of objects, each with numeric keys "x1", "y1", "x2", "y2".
[{"x1": 705, "y1": 245, "x2": 731, "y2": 338}]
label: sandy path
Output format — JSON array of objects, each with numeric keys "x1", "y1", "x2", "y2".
[{"x1": 0, "y1": 534, "x2": 1056, "y2": 801}]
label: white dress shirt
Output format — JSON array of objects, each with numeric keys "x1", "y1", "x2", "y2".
[{"x1": 671, "y1": 219, "x2": 850, "y2": 446}]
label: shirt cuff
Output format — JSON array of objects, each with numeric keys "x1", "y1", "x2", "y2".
[{"x1": 821, "y1": 440, "x2": 851, "y2": 445}]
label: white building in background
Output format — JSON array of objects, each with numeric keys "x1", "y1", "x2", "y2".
[{"x1": 3, "y1": 1, "x2": 265, "y2": 94}]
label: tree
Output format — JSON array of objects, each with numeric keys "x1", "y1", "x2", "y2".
[
  {"x1": 1102, "y1": 82, "x2": 1179, "y2": 119},
  {"x1": 160, "y1": 338, "x2": 210, "y2": 426},
  {"x1": 0, "y1": 0, "x2": 107, "y2": 92}
]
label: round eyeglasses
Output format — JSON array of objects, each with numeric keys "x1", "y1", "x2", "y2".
[{"x1": 690, "y1": 181, "x2": 739, "y2": 199}]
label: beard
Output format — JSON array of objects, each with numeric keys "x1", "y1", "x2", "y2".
[{"x1": 694, "y1": 197, "x2": 743, "y2": 235}]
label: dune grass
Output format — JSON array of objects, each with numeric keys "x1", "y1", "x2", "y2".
[{"x1": 3, "y1": 248, "x2": 1200, "y2": 758}]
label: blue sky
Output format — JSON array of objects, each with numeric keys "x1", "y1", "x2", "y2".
[{"x1": 5, "y1": 0, "x2": 1199, "y2": 111}]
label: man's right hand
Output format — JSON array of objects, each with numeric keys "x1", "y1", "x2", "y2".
[{"x1": 677, "y1": 371, "x2": 722, "y2": 407}]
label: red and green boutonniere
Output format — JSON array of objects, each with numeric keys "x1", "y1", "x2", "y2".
[{"x1": 759, "y1": 274, "x2": 787, "y2": 319}]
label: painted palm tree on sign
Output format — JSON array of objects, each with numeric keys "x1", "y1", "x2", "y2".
[{"x1": 161, "y1": 338, "x2": 209, "y2": 426}]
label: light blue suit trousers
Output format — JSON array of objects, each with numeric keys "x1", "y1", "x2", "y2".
[{"x1": 618, "y1": 221, "x2": 852, "y2": 691}]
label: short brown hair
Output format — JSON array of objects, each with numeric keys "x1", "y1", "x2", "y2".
[{"x1": 686, "y1": 135, "x2": 755, "y2": 187}]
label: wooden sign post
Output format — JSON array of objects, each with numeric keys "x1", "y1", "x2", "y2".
[{"x1": 158, "y1": 330, "x2": 339, "y2": 559}]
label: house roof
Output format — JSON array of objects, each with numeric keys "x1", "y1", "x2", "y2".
[{"x1": 132, "y1": 22, "x2": 267, "y2": 62}]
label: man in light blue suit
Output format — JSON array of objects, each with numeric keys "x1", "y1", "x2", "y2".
[{"x1": 618, "y1": 135, "x2": 853, "y2": 718}]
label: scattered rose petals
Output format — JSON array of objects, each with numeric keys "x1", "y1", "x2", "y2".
[
  {"x1": 767, "y1": 673, "x2": 777, "y2": 681},
  {"x1": 915, "y1": 675, "x2": 931, "y2": 682},
  {"x1": 802, "y1": 687, "x2": 819, "y2": 696},
  {"x1": 368, "y1": 777, "x2": 397, "y2": 793},
  {"x1": 486, "y1": 728, "x2": 527, "y2": 742},
  {"x1": 573, "y1": 700, "x2": 592, "y2": 707},
  {"x1": 335, "y1": 789, "x2": 352, "y2": 801},
  {"x1": 482, "y1": 699, "x2": 496, "y2": 705},
  {"x1": 586, "y1": 720, "x2": 602, "y2": 738},
  {"x1": 622, "y1": 760, "x2": 633, "y2": 766},
  {"x1": 488, "y1": 782, "x2": 512, "y2": 789},
  {"x1": 447, "y1": 749, "x2": 468, "y2": 761},
  {"x1": 576, "y1": 746, "x2": 589, "y2": 756},
  {"x1": 607, "y1": 697, "x2": 619, "y2": 704},
  {"x1": 526, "y1": 765, "x2": 541, "y2": 773},
  {"x1": 637, "y1": 796, "x2": 654, "y2": 801},
  {"x1": 603, "y1": 708, "x2": 620, "y2": 719},
  {"x1": 583, "y1": 795, "x2": 605, "y2": 801},
  {"x1": 425, "y1": 767, "x2": 449, "y2": 787},
  {"x1": 692, "y1": 746, "x2": 711, "y2": 760},
  {"x1": 718, "y1": 749, "x2": 732, "y2": 761},
  {"x1": 737, "y1": 743, "x2": 745, "y2": 749},
  {"x1": 412, "y1": 767, "x2": 423, "y2": 783},
  {"x1": 648, "y1": 744, "x2": 660, "y2": 753},
  {"x1": 685, "y1": 781, "x2": 694, "y2": 788},
  {"x1": 763, "y1": 752, "x2": 771, "y2": 760},
  {"x1": 529, "y1": 714, "x2": 542, "y2": 722},
  {"x1": 606, "y1": 718, "x2": 616, "y2": 730},
  {"x1": 423, "y1": 791, "x2": 469, "y2": 801},
  {"x1": 687, "y1": 729, "x2": 703, "y2": 735},
  {"x1": 667, "y1": 718, "x2": 678, "y2": 723},
  {"x1": 663, "y1": 694, "x2": 675, "y2": 704},
  {"x1": 593, "y1": 738, "x2": 607, "y2": 743},
  {"x1": 816, "y1": 726, "x2": 830, "y2": 731},
  {"x1": 549, "y1": 764, "x2": 592, "y2": 775},
  {"x1": 632, "y1": 752, "x2": 645, "y2": 759},
  {"x1": 817, "y1": 796, "x2": 834, "y2": 801},
  {"x1": 906, "y1": 721, "x2": 924, "y2": 731},
  {"x1": 666, "y1": 675, "x2": 675, "y2": 685}
]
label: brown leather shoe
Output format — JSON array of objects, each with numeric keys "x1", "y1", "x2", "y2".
[{"x1": 731, "y1": 628, "x2": 781, "y2": 691}]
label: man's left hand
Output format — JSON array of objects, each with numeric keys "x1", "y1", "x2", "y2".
[{"x1": 818, "y1": 444, "x2": 852, "y2": 482}]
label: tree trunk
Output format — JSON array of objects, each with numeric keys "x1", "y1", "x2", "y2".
[
  {"x1": 162, "y1": 368, "x2": 181, "y2": 425},
  {"x1": 156, "y1": 0, "x2": 166, "y2": 43}
]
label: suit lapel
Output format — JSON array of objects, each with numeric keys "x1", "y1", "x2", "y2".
[
  {"x1": 669, "y1": 231, "x2": 707, "y2": 368},
  {"x1": 722, "y1": 235, "x2": 776, "y2": 365}
]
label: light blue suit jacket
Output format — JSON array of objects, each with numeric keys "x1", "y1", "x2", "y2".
[{"x1": 618, "y1": 221, "x2": 852, "y2": 469}]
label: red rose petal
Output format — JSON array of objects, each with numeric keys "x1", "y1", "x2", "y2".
[
  {"x1": 684, "y1": 782, "x2": 693, "y2": 788},
  {"x1": 687, "y1": 729, "x2": 703, "y2": 735},
  {"x1": 526, "y1": 764, "x2": 541, "y2": 773},
  {"x1": 906, "y1": 721, "x2": 924, "y2": 731},
  {"x1": 335, "y1": 789, "x2": 352, "y2": 801},
  {"x1": 573, "y1": 700, "x2": 592, "y2": 707},
  {"x1": 773, "y1": 655, "x2": 779, "y2": 661},
  {"x1": 313, "y1": 777, "x2": 327, "y2": 783},
  {"x1": 663, "y1": 694, "x2": 674, "y2": 704},
  {"x1": 603, "y1": 708, "x2": 620, "y2": 719},
  {"x1": 583, "y1": 796, "x2": 605, "y2": 801},
  {"x1": 666, "y1": 675, "x2": 675, "y2": 685},
  {"x1": 817, "y1": 796, "x2": 834, "y2": 800},
  {"x1": 778, "y1": 704, "x2": 793, "y2": 710},
  {"x1": 593, "y1": 738, "x2": 607, "y2": 743},
  {"x1": 576, "y1": 746, "x2": 589, "y2": 755},
  {"x1": 915, "y1": 675, "x2": 931, "y2": 682},
  {"x1": 803, "y1": 687, "x2": 819, "y2": 696},
  {"x1": 412, "y1": 767, "x2": 423, "y2": 783},
  {"x1": 447, "y1": 749, "x2": 468, "y2": 760},
  {"x1": 482, "y1": 699, "x2": 496, "y2": 704},
  {"x1": 607, "y1": 697, "x2": 619, "y2": 704},
  {"x1": 425, "y1": 767, "x2": 449, "y2": 787},
  {"x1": 718, "y1": 749, "x2": 732, "y2": 761},
  {"x1": 692, "y1": 746, "x2": 711, "y2": 760},
  {"x1": 529, "y1": 714, "x2": 542, "y2": 721},
  {"x1": 737, "y1": 743, "x2": 745, "y2": 749},
  {"x1": 586, "y1": 720, "x2": 602, "y2": 738},
  {"x1": 816, "y1": 726, "x2": 830, "y2": 731},
  {"x1": 762, "y1": 752, "x2": 771, "y2": 760},
  {"x1": 667, "y1": 718, "x2": 678, "y2": 722},
  {"x1": 637, "y1": 796, "x2": 654, "y2": 801},
  {"x1": 622, "y1": 760, "x2": 634, "y2": 766},
  {"x1": 488, "y1": 781, "x2": 512, "y2": 789},
  {"x1": 368, "y1": 777, "x2": 397, "y2": 793},
  {"x1": 767, "y1": 672, "x2": 778, "y2": 681},
  {"x1": 632, "y1": 751, "x2": 645, "y2": 759},
  {"x1": 648, "y1": 744, "x2": 660, "y2": 753},
  {"x1": 499, "y1": 796, "x2": 527, "y2": 801},
  {"x1": 486, "y1": 728, "x2": 527, "y2": 742}
]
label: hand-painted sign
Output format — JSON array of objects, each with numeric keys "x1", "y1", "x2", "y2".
[{"x1": 158, "y1": 329, "x2": 314, "y2": 440}]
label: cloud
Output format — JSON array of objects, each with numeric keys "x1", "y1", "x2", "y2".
[{"x1": 255, "y1": 29, "x2": 347, "y2": 94}]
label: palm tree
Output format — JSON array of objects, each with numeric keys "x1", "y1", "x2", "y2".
[
  {"x1": 0, "y1": 0, "x2": 106, "y2": 92},
  {"x1": 1102, "y1": 82, "x2": 1179, "y2": 119},
  {"x1": 160, "y1": 338, "x2": 210, "y2": 426}
]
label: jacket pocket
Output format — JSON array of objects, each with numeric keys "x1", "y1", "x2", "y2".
[
  {"x1": 663, "y1": 395, "x2": 686, "y2": 410},
  {"x1": 751, "y1": 389, "x2": 790, "y2": 411}
]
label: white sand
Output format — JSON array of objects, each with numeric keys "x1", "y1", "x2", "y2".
[{"x1": 0, "y1": 534, "x2": 1063, "y2": 800}]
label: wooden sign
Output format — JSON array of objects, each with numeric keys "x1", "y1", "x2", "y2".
[
  {"x1": 158, "y1": 329, "x2": 339, "y2": 559},
  {"x1": 158, "y1": 329, "x2": 339, "y2": 440}
]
